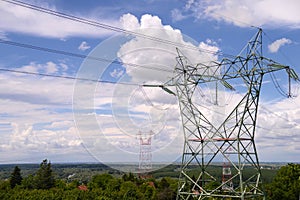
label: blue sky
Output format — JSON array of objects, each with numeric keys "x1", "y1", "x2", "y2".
[{"x1": 0, "y1": 0, "x2": 300, "y2": 166}]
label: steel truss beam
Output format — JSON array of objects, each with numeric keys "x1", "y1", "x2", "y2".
[{"x1": 174, "y1": 29, "x2": 297, "y2": 200}]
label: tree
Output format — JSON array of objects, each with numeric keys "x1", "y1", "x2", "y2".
[
  {"x1": 34, "y1": 159, "x2": 55, "y2": 189},
  {"x1": 119, "y1": 181, "x2": 141, "y2": 199},
  {"x1": 21, "y1": 174, "x2": 35, "y2": 189},
  {"x1": 267, "y1": 163, "x2": 300, "y2": 200},
  {"x1": 159, "y1": 178, "x2": 170, "y2": 189},
  {"x1": 88, "y1": 173, "x2": 113, "y2": 190},
  {"x1": 122, "y1": 172, "x2": 136, "y2": 182},
  {"x1": 10, "y1": 166, "x2": 22, "y2": 188}
]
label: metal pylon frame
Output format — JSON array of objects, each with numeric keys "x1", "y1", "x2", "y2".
[
  {"x1": 173, "y1": 29, "x2": 298, "y2": 199},
  {"x1": 138, "y1": 130, "x2": 153, "y2": 175}
]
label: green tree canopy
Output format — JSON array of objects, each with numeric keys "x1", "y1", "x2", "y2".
[
  {"x1": 267, "y1": 163, "x2": 300, "y2": 200},
  {"x1": 34, "y1": 159, "x2": 55, "y2": 189},
  {"x1": 88, "y1": 173, "x2": 114, "y2": 190},
  {"x1": 10, "y1": 166, "x2": 22, "y2": 189}
]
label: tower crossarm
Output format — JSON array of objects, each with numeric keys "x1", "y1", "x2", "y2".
[
  {"x1": 145, "y1": 29, "x2": 298, "y2": 97},
  {"x1": 174, "y1": 57, "x2": 298, "y2": 86}
]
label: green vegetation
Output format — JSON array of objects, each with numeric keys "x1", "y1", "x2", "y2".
[
  {"x1": 0, "y1": 160, "x2": 177, "y2": 199},
  {"x1": 266, "y1": 163, "x2": 300, "y2": 200},
  {"x1": 34, "y1": 159, "x2": 55, "y2": 189},
  {"x1": 0, "y1": 161, "x2": 298, "y2": 199},
  {"x1": 9, "y1": 166, "x2": 22, "y2": 189}
]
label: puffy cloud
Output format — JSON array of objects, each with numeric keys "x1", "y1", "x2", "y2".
[
  {"x1": 183, "y1": 0, "x2": 300, "y2": 28},
  {"x1": 17, "y1": 61, "x2": 63, "y2": 75},
  {"x1": 140, "y1": 14, "x2": 163, "y2": 29},
  {"x1": 78, "y1": 41, "x2": 91, "y2": 51},
  {"x1": 268, "y1": 38, "x2": 292, "y2": 53},
  {"x1": 72, "y1": 14, "x2": 213, "y2": 166},
  {"x1": 116, "y1": 13, "x2": 220, "y2": 134},
  {"x1": 4, "y1": 123, "x2": 82, "y2": 150},
  {"x1": 115, "y1": 13, "x2": 300, "y2": 162},
  {"x1": 69, "y1": 13, "x2": 222, "y2": 167},
  {"x1": 0, "y1": 122, "x2": 86, "y2": 163},
  {"x1": 118, "y1": 13, "x2": 219, "y2": 83},
  {"x1": 120, "y1": 13, "x2": 140, "y2": 31},
  {"x1": 0, "y1": 61, "x2": 97, "y2": 163},
  {"x1": 2, "y1": 11, "x2": 299, "y2": 164},
  {"x1": 255, "y1": 97, "x2": 300, "y2": 161},
  {"x1": 45, "y1": 61, "x2": 59, "y2": 74},
  {"x1": 0, "y1": 1, "x2": 120, "y2": 38},
  {"x1": 199, "y1": 39, "x2": 219, "y2": 54}
]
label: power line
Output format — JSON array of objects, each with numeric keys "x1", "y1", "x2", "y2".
[
  {"x1": 1, "y1": 0, "x2": 234, "y2": 57},
  {"x1": 3, "y1": 64, "x2": 296, "y2": 127},
  {"x1": 1, "y1": 39, "x2": 297, "y2": 100},
  {"x1": 0, "y1": 39, "x2": 174, "y2": 73},
  {"x1": 0, "y1": 0, "x2": 274, "y2": 72},
  {"x1": 190, "y1": 84, "x2": 300, "y2": 129},
  {"x1": 0, "y1": 38, "x2": 227, "y2": 74},
  {"x1": 1, "y1": 0, "x2": 297, "y2": 124},
  {"x1": 3, "y1": 35, "x2": 296, "y2": 98},
  {"x1": 0, "y1": 67, "x2": 139, "y2": 86},
  {"x1": 1, "y1": 67, "x2": 299, "y2": 142},
  {"x1": 263, "y1": 30, "x2": 298, "y2": 73},
  {"x1": 259, "y1": 104, "x2": 299, "y2": 127},
  {"x1": 1, "y1": 38, "x2": 296, "y2": 101},
  {"x1": 3, "y1": 0, "x2": 296, "y2": 71}
]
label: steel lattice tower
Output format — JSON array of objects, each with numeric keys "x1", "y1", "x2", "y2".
[
  {"x1": 172, "y1": 29, "x2": 298, "y2": 199},
  {"x1": 222, "y1": 147, "x2": 233, "y2": 192},
  {"x1": 138, "y1": 131, "x2": 153, "y2": 176}
]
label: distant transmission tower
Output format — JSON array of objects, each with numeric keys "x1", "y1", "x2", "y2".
[
  {"x1": 138, "y1": 130, "x2": 153, "y2": 177},
  {"x1": 171, "y1": 29, "x2": 299, "y2": 199},
  {"x1": 222, "y1": 147, "x2": 233, "y2": 191}
]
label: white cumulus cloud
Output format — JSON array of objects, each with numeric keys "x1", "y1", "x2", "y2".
[
  {"x1": 120, "y1": 13, "x2": 140, "y2": 31},
  {"x1": 115, "y1": 13, "x2": 300, "y2": 163},
  {"x1": 2, "y1": 11, "x2": 299, "y2": 164},
  {"x1": 17, "y1": 61, "x2": 63, "y2": 75},
  {"x1": 0, "y1": 61, "x2": 96, "y2": 163},
  {"x1": 268, "y1": 38, "x2": 292, "y2": 53},
  {"x1": 118, "y1": 13, "x2": 219, "y2": 83},
  {"x1": 78, "y1": 13, "x2": 220, "y2": 165},
  {"x1": 78, "y1": 41, "x2": 91, "y2": 51}
]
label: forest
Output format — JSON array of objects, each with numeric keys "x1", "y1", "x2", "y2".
[{"x1": 0, "y1": 160, "x2": 299, "y2": 200}]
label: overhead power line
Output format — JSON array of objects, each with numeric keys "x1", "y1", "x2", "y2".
[
  {"x1": 0, "y1": 39, "x2": 173, "y2": 73},
  {"x1": 262, "y1": 30, "x2": 297, "y2": 72},
  {"x1": 1, "y1": 0, "x2": 232, "y2": 57},
  {"x1": 0, "y1": 67, "x2": 138, "y2": 86},
  {"x1": 3, "y1": 0, "x2": 296, "y2": 72}
]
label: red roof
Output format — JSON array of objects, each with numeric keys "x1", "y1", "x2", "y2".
[{"x1": 78, "y1": 185, "x2": 88, "y2": 191}]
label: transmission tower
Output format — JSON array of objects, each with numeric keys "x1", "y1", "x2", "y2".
[
  {"x1": 222, "y1": 146, "x2": 233, "y2": 192},
  {"x1": 137, "y1": 130, "x2": 153, "y2": 177},
  {"x1": 171, "y1": 29, "x2": 298, "y2": 199}
]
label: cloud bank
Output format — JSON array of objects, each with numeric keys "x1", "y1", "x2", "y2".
[
  {"x1": 0, "y1": 1, "x2": 120, "y2": 38},
  {"x1": 0, "y1": 61, "x2": 91, "y2": 163},
  {"x1": 1, "y1": 11, "x2": 299, "y2": 164},
  {"x1": 174, "y1": 0, "x2": 300, "y2": 28}
]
